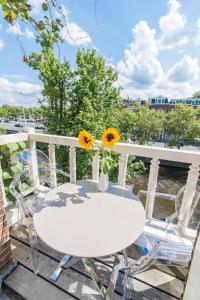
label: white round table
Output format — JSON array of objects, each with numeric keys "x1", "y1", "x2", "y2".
[{"x1": 33, "y1": 180, "x2": 145, "y2": 258}]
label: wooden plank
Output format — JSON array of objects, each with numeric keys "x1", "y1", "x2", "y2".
[
  {"x1": 11, "y1": 225, "x2": 183, "y2": 298},
  {"x1": 10, "y1": 239, "x2": 176, "y2": 300},
  {"x1": 10, "y1": 238, "x2": 121, "y2": 300},
  {"x1": 97, "y1": 254, "x2": 184, "y2": 299},
  {"x1": 10, "y1": 225, "x2": 178, "y2": 300},
  {"x1": 127, "y1": 242, "x2": 188, "y2": 281},
  {"x1": 4, "y1": 265, "x2": 74, "y2": 300}
]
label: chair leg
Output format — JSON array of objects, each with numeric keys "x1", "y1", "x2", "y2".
[
  {"x1": 106, "y1": 256, "x2": 121, "y2": 300},
  {"x1": 122, "y1": 249, "x2": 135, "y2": 300},
  {"x1": 28, "y1": 227, "x2": 39, "y2": 275},
  {"x1": 50, "y1": 254, "x2": 71, "y2": 282},
  {"x1": 123, "y1": 270, "x2": 134, "y2": 300}
]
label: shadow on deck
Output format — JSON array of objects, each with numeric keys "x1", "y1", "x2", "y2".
[{"x1": 2, "y1": 224, "x2": 187, "y2": 300}]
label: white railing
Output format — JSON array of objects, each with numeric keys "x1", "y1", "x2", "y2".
[{"x1": 0, "y1": 128, "x2": 200, "y2": 233}]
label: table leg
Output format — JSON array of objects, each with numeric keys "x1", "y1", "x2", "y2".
[
  {"x1": 50, "y1": 254, "x2": 80, "y2": 281},
  {"x1": 82, "y1": 258, "x2": 107, "y2": 297}
]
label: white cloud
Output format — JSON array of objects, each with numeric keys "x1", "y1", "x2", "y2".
[
  {"x1": 194, "y1": 18, "x2": 200, "y2": 47},
  {"x1": 0, "y1": 77, "x2": 41, "y2": 106},
  {"x1": 60, "y1": 22, "x2": 92, "y2": 46},
  {"x1": 158, "y1": 0, "x2": 188, "y2": 49},
  {"x1": 7, "y1": 22, "x2": 22, "y2": 35},
  {"x1": 28, "y1": 0, "x2": 44, "y2": 16},
  {"x1": 1, "y1": 74, "x2": 28, "y2": 81},
  {"x1": 117, "y1": 21, "x2": 162, "y2": 87},
  {"x1": 7, "y1": 22, "x2": 34, "y2": 40},
  {"x1": 116, "y1": 0, "x2": 200, "y2": 99},
  {"x1": 168, "y1": 55, "x2": 200, "y2": 83},
  {"x1": 25, "y1": 28, "x2": 34, "y2": 39},
  {"x1": 59, "y1": 5, "x2": 92, "y2": 46}
]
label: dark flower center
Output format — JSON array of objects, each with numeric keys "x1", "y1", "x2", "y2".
[
  {"x1": 106, "y1": 133, "x2": 114, "y2": 142},
  {"x1": 84, "y1": 136, "x2": 91, "y2": 144}
]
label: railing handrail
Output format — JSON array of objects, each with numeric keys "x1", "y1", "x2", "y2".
[
  {"x1": 29, "y1": 133, "x2": 200, "y2": 165},
  {"x1": 0, "y1": 131, "x2": 199, "y2": 166},
  {"x1": 0, "y1": 132, "x2": 28, "y2": 146}
]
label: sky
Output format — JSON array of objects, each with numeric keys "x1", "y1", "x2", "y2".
[{"x1": 0, "y1": 0, "x2": 200, "y2": 106}]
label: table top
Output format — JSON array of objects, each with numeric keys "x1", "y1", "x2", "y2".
[{"x1": 33, "y1": 180, "x2": 145, "y2": 258}]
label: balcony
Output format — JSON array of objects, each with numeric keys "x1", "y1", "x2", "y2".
[{"x1": 0, "y1": 128, "x2": 200, "y2": 300}]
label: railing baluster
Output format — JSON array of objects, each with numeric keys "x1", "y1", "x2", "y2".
[
  {"x1": 48, "y1": 143, "x2": 57, "y2": 188},
  {"x1": 118, "y1": 153, "x2": 128, "y2": 187},
  {"x1": 69, "y1": 146, "x2": 76, "y2": 183},
  {"x1": 146, "y1": 158, "x2": 160, "y2": 218},
  {"x1": 92, "y1": 152, "x2": 99, "y2": 181},
  {"x1": 177, "y1": 163, "x2": 200, "y2": 234},
  {"x1": 0, "y1": 160, "x2": 7, "y2": 207}
]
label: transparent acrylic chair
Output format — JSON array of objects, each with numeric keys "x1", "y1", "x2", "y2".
[
  {"x1": 121, "y1": 183, "x2": 200, "y2": 300},
  {"x1": 9, "y1": 148, "x2": 70, "y2": 275}
]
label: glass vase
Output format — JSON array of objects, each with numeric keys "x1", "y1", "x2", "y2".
[{"x1": 98, "y1": 172, "x2": 109, "y2": 192}]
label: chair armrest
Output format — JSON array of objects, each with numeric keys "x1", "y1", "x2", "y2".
[
  {"x1": 137, "y1": 190, "x2": 176, "y2": 201},
  {"x1": 55, "y1": 168, "x2": 70, "y2": 178}
]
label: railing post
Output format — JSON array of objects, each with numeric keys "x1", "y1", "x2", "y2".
[
  {"x1": 118, "y1": 153, "x2": 128, "y2": 187},
  {"x1": 0, "y1": 160, "x2": 7, "y2": 208},
  {"x1": 69, "y1": 146, "x2": 76, "y2": 183},
  {"x1": 48, "y1": 143, "x2": 57, "y2": 188},
  {"x1": 145, "y1": 158, "x2": 160, "y2": 219},
  {"x1": 177, "y1": 163, "x2": 200, "y2": 234},
  {"x1": 23, "y1": 127, "x2": 39, "y2": 188},
  {"x1": 92, "y1": 152, "x2": 99, "y2": 181}
]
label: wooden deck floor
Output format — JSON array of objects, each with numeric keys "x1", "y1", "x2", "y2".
[{"x1": 3, "y1": 224, "x2": 187, "y2": 300}]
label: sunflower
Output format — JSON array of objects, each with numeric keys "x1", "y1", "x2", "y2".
[
  {"x1": 78, "y1": 130, "x2": 94, "y2": 150},
  {"x1": 102, "y1": 128, "x2": 120, "y2": 147}
]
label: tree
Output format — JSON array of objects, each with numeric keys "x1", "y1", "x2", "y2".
[
  {"x1": 165, "y1": 105, "x2": 200, "y2": 146},
  {"x1": 29, "y1": 30, "x2": 74, "y2": 134},
  {"x1": 192, "y1": 91, "x2": 200, "y2": 99},
  {"x1": 28, "y1": 32, "x2": 124, "y2": 179},
  {"x1": 0, "y1": 0, "x2": 64, "y2": 33},
  {"x1": 67, "y1": 49, "x2": 121, "y2": 138}
]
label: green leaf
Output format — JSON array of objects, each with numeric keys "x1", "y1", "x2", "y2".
[
  {"x1": 42, "y1": 2, "x2": 48, "y2": 11},
  {"x1": 2, "y1": 5, "x2": 9, "y2": 16},
  {"x1": 3, "y1": 171, "x2": 12, "y2": 180},
  {"x1": 18, "y1": 141, "x2": 26, "y2": 150},
  {"x1": 11, "y1": 162, "x2": 23, "y2": 174},
  {"x1": 0, "y1": 0, "x2": 7, "y2": 5},
  {"x1": 20, "y1": 183, "x2": 30, "y2": 192},
  {"x1": 7, "y1": 143, "x2": 19, "y2": 153},
  {"x1": 10, "y1": 11, "x2": 16, "y2": 20}
]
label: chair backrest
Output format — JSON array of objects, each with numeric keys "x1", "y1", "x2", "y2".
[
  {"x1": 175, "y1": 183, "x2": 200, "y2": 230},
  {"x1": 17, "y1": 148, "x2": 51, "y2": 187}
]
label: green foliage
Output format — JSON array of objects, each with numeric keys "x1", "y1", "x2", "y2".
[
  {"x1": 0, "y1": 105, "x2": 44, "y2": 119},
  {"x1": 0, "y1": 127, "x2": 5, "y2": 135},
  {"x1": 0, "y1": 141, "x2": 27, "y2": 203},
  {"x1": 28, "y1": 32, "x2": 146, "y2": 181},
  {"x1": 165, "y1": 105, "x2": 200, "y2": 146},
  {"x1": 111, "y1": 106, "x2": 165, "y2": 144},
  {"x1": 0, "y1": 0, "x2": 64, "y2": 36},
  {"x1": 192, "y1": 91, "x2": 200, "y2": 99}
]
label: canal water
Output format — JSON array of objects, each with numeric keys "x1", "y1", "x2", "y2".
[{"x1": 131, "y1": 165, "x2": 189, "y2": 219}]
